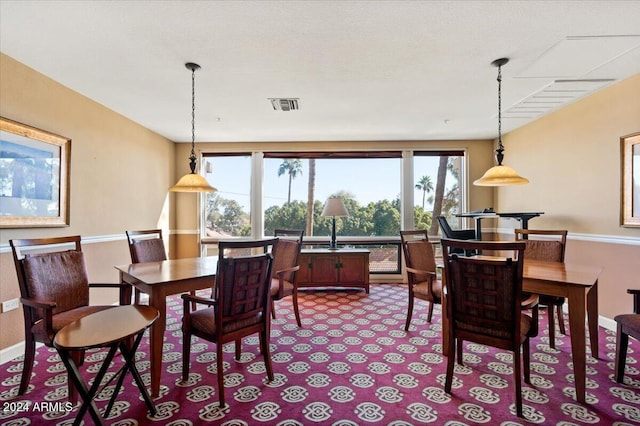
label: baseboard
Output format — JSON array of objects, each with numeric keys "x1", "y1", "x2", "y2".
[
  {"x1": 0, "y1": 341, "x2": 44, "y2": 366},
  {"x1": 599, "y1": 315, "x2": 617, "y2": 332}
]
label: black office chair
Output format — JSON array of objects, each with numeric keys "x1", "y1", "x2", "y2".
[{"x1": 437, "y1": 216, "x2": 476, "y2": 255}]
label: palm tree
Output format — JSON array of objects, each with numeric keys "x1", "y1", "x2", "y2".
[
  {"x1": 429, "y1": 156, "x2": 449, "y2": 236},
  {"x1": 306, "y1": 159, "x2": 316, "y2": 236},
  {"x1": 415, "y1": 175, "x2": 434, "y2": 210},
  {"x1": 278, "y1": 159, "x2": 303, "y2": 204}
]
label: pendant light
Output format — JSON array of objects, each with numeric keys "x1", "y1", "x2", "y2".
[
  {"x1": 473, "y1": 58, "x2": 529, "y2": 186},
  {"x1": 169, "y1": 62, "x2": 217, "y2": 193}
]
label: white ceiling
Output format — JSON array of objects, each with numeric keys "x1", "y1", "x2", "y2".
[{"x1": 1, "y1": 0, "x2": 639, "y2": 143}]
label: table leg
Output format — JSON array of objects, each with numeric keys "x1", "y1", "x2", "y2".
[
  {"x1": 109, "y1": 332, "x2": 157, "y2": 416},
  {"x1": 567, "y1": 286, "x2": 588, "y2": 404},
  {"x1": 148, "y1": 291, "x2": 166, "y2": 398},
  {"x1": 587, "y1": 281, "x2": 599, "y2": 359},
  {"x1": 474, "y1": 218, "x2": 483, "y2": 240},
  {"x1": 441, "y1": 269, "x2": 450, "y2": 357},
  {"x1": 119, "y1": 271, "x2": 133, "y2": 305},
  {"x1": 58, "y1": 345, "x2": 119, "y2": 426}
]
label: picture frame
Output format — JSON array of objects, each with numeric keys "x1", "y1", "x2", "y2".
[
  {"x1": 0, "y1": 117, "x2": 71, "y2": 228},
  {"x1": 621, "y1": 131, "x2": 640, "y2": 227}
]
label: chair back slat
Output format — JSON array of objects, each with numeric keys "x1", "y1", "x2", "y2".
[
  {"x1": 219, "y1": 254, "x2": 273, "y2": 322},
  {"x1": 215, "y1": 238, "x2": 278, "y2": 329},
  {"x1": 126, "y1": 229, "x2": 166, "y2": 263},
  {"x1": 447, "y1": 256, "x2": 519, "y2": 340},
  {"x1": 441, "y1": 239, "x2": 526, "y2": 346},
  {"x1": 405, "y1": 239, "x2": 436, "y2": 281},
  {"x1": 131, "y1": 238, "x2": 167, "y2": 263},
  {"x1": 514, "y1": 229, "x2": 567, "y2": 262},
  {"x1": 23, "y1": 251, "x2": 90, "y2": 319},
  {"x1": 10, "y1": 236, "x2": 88, "y2": 321},
  {"x1": 271, "y1": 239, "x2": 301, "y2": 282}
]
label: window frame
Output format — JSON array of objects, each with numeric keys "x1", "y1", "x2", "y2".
[{"x1": 200, "y1": 149, "x2": 467, "y2": 274}]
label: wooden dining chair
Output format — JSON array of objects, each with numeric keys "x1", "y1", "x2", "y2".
[
  {"x1": 126, "y1": 229, "x2": 199, "y2": 309},
  {"x1": 441, "y1": 238, "x2": 531, "y2": 418},
  {"x1": 181, "y1": 238, "x2": 277, "y2": 408},
  {"x1": 614, "y1": 288, "x2": 640, "y2": 383},
  {"x1": 400, "y1": 230, "x2": 442, "y2": 331},
  {"x1": 9, "y1": 236, "x2": 129, "y2": 399},
  {"x1": 515, "y1": 229, "x2": 567, "y2": 349},
  {"x1": 126, "y1": 229, "x2": 167, "y2": 305},
  {"x1": 271, "y1": 229, "x2": 303, "y2": 323}
]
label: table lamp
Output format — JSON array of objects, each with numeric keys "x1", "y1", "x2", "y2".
[{"x1": 321, "y1": 197, "x2": 349, "y2": 250}]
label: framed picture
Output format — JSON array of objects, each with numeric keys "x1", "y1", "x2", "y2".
[
  {"x1": 621, "y1": 132, "x2": 640, "y2": 227},
  {"x1": 0, "y1": 117, "x2": 70, "y2": 228}
]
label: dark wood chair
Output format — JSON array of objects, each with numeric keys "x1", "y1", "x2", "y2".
[
  {"x1": 400, "y1": 230, "x2": 442, "y2": 330},
  {"x1": 614, "y1": 289, "x2": 640, "y2": 383},
  {"x1": 441, "y1": 238, "x2": 531, "y2": 418},
  {"x1": 515, "y1": 229, "x2": 567, "y2": 349},
  {"x1": 181, "y1": 238, "x2": 278, "y2": 408},
  {"x1": 9, "y1": 236, "x2": 129, "y2": 399},
  {"x1": 271, "y1": 229, "x2": 303, "y2": 324},
  {"x1": 126, "y1": 229, "x2": 167, "y2": 305}
]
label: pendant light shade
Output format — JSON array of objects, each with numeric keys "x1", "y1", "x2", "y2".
[
  {"x1": 473, "y1": 164, "x2": 529, "y2": 186},
  {"x1": 170, "y1": 62, "x2": 217, "y2": 193},
  {"x1": 473, "y1": 58, "x2": 529, "y2": 187},
  {"x1": 170, "y1": 172, "x2": 217, "y2": 192}
]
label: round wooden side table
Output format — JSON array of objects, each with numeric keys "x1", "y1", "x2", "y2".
[{"x1": 54, "y1": 305, "x2": 159, "y2": 425}]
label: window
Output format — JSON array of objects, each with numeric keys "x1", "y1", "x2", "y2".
[
  {"x1": 200, "y1": 150, "x2": 465, "y2": 270},
  {"x1": 413, "y1": 151, "x2": 464, "y2": 235},
  {"x1": 201, "y1": 154, "x2": 252, "y2": 238},
  {"x1": 263, "y1": 153, "x2": 401, "y2": 238}
]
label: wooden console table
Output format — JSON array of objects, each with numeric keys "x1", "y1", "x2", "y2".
[{"x1": 296, "y1": 249, "x2": 370, "y2": 293}]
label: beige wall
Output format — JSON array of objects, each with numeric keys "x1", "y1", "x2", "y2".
[
  {"x1": 0, "y1": 54, "x2": 176, "y2": 350},
  {"x1": 494, "y1": 73, "x2": 640, "y2": 317}
]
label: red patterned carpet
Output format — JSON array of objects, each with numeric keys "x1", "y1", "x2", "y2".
[{"x1": 1, "y1": 284, "x2": 639, "y2": 425}]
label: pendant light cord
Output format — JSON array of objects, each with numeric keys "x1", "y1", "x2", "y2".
[
  {"x1": 188, "y1": 63, "x2": 198, "y2": 174},
  {"x1": 497, "y1": 64, "x2": 502, "y2": 151},
  {"x1": 492, "y1": 58, "x2": 508, "y2": 166}
]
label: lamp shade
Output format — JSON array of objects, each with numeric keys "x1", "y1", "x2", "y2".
[
  {"x1": 169, "y1": 172, "x2": 218, "y2": 192},
  {"x1": 321, "y1": 198, "x2": 349, "y2": 217},
  {"x1": 473, "y1": 165, "x2": 529, "y2": 186}
]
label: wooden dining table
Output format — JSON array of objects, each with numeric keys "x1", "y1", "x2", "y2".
[
  {"x1": 115, "y1": 256, "x2": 218, "y2": 397},
  {"x1": 442, "y1": 258, "x2": 602, "y2": 404}
]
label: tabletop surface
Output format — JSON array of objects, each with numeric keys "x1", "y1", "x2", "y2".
[
  {"x1": 115, "y1": 256, "x2": 218, "y2": 284},
  {"x1": 459, "y1": 256, "x2": 601, "y2": 286},
  {"x1": 456, "y1": 211, "x2": 544, "y2": 218},
  {"x1": 523, "y1": 259, "x2": 602, "y2": 286},
  {"x1": 53, "y1": 305, "x2": 159, "y2": 350}
]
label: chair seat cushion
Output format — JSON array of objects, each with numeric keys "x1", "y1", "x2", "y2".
[
  {"x1": 615, "y1": 313, "x2": 640, "y2": 337},
  {"x1": 270, "y1": 278, "x2": 294, "y2": 299},
  {"x1": 413, "y1": 279, "x2": 442, "y2": 301},
  {"x1": 190, "y1": 307, "x2": 263, "y2": 335},
  {"x1": 32, "y1": 305, "x2": 116, "y2": 343}
]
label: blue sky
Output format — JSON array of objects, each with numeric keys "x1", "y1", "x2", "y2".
[{"x1": 205, "y1": 155, "x2": 450, "y2": 211}]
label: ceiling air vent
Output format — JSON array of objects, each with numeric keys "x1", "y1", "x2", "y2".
[
  {"x1": 502, "y1": 79, "x2": 614, "y2": 119},
  {"x1": 269, "y1": 98, "x2": 300, "y2": 111}
]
